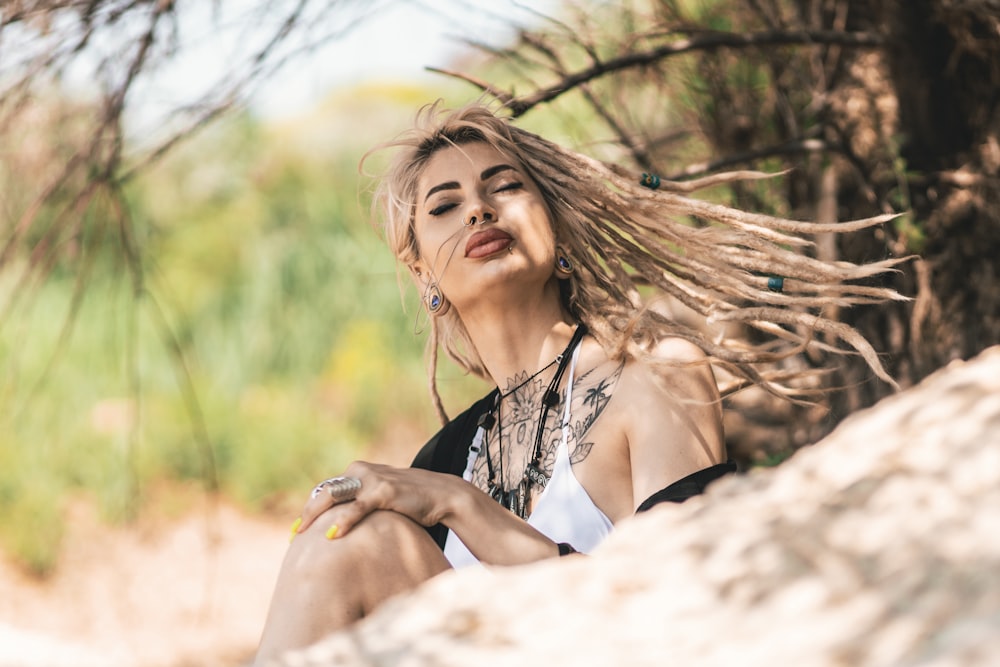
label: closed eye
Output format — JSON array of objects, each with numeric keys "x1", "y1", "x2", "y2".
[
  {"x1": 429, "y1": 202, "x2": 458, "y2": 216},
  {"x1": 494, "y1": 181, "x2": 522, "y2": 193}
]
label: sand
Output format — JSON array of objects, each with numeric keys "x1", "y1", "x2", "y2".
[{"x1": 0, "y1": 498, "x2": 289, "y2": 667}]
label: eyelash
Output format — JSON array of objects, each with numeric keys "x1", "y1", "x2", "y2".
[
  {"x1": 429, "y1": 202, "x2": 457, "y2": 217},
  {"x1": 427, "y1": 181, "x2": 523, "y2": 217}
]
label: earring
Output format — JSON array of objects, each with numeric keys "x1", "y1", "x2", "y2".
[
  {"x1": 555, "y1": 246, "x2": 574, "y2": 276},
  {"x1": 424, "y1": 282, "x2": 450, "y2": 315}
]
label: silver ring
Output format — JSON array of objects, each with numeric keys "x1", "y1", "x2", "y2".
[
  {"x1": 310, "y1": 476, "x2": 361, "y2": 503},
  {"x1": 464, "y1": 215, "x2": 477, "y2": 227}
]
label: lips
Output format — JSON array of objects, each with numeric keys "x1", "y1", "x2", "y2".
[{"x1": 465, "y1": 227, "x2": 514, "y2": 258}]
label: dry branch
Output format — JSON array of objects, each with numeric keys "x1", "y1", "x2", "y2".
[{"x1": 434, "y1": 29, "x2": 884, "y2": 117}]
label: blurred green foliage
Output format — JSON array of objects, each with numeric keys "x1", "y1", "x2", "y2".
[{"x1": 0, "y1": 84, "x2": 487, "y2": 575}]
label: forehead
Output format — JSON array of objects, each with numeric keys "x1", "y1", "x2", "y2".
[{"x1": 418, "y1": 142, "x2": 513, "y2": 193}]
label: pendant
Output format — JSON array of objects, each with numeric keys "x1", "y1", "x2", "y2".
[
  {"x1": 525, "y1": 464, "x2": 549, "y2": 490},
  {"x1": 514, "y1": 482, "x2": 528, "y2": 519},
  {"x1": 488, "y1": 477, "x2": 538, "y2": 520}
]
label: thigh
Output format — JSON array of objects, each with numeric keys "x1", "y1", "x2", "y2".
[
  {"x1": 256, "y1": 510, "x2": 451, "y2": 662},
  {"x1": 289, "y1": 509, "x2": 451, "y2": 610}
]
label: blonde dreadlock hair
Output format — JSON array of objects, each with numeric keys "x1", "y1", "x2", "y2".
[{"x1": 368, "y1": 101, "x2": 907, "y2": 423}]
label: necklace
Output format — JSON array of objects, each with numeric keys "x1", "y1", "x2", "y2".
[
  {"x1": 500, "y1": 355, "x2": 560, "y2": 399},
  {"x1": 484, "y1": 324, "x2": 588, "y2": 519}
]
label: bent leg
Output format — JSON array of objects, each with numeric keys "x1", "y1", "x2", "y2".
[{"x1": 254, "y1": 509, "x2": 450, "y2": 665}]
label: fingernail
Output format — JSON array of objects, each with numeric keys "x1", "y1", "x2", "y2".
[
  {"x1": 325, "y1": 524, "x2": 339, "y2": 540},
  {"x1": 289, "y1": 517, "x2": 302, "y2": 542}
]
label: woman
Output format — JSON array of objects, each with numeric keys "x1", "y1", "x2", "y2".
[{"x1": 253, "y1": 102, "x2": 901, "y2": 663}]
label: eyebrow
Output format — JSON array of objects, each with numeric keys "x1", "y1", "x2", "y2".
[{"x1": 423, "y1": 164, "x2": 516, "y2": 202}]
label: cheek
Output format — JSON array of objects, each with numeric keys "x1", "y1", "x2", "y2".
[
  {"x1": 413, "y1": 220, "x2": 462, "y2": 263},
  {"x1": 517, "y1": 201, "x2": 558, "y2": 251},
  {"x1": 411, "y1": 216, "x2": 438, "y2": 252}
]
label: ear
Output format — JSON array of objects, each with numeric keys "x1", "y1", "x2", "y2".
[{"x1": 409, "y1": 262, "x2": 427, "y2": 284}]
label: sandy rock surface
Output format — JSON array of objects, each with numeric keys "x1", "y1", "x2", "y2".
[{"x1": 276, "y1": 347, "x2": 1000, "y2": 667}]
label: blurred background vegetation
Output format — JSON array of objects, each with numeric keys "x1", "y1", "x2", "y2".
[{"x1": 0, "y1": 83, "x2": 488, "y2": 574}]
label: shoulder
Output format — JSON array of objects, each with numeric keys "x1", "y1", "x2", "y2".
[
  {"x1": 617, "y1": 336, "x2": 725, "y2": 473},
  {"x1": 619, "y1": 337, "x2": 718, "y2": 404}
]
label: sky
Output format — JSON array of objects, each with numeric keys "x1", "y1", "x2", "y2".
[
  {"x1": 122, "y1": 0, "x2": 559, "y2": 137},
  {"x1": 249, "y1": 0, "x2": 558, "y2": 119}
]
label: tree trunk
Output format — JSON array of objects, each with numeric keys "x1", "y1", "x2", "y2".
[{"x1": 826, "y1": 0, "x2": 1000, "y2": 428}]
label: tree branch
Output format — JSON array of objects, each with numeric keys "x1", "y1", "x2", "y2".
[
  {"x1": 435, "y1": 29, "x2": 884, "y2": 117},
  {"x1": 666, "y1": 137, "x2": 832, "y2": 180},
  {"x1": 424, "y1": 66, "x2": 516, "y2": 107}
]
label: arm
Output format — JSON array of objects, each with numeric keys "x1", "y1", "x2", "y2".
[
  {"x1": 622, "y1": 338, "x2": 726, "y2": 510},
  {"x1": 294, "y1": 462, "x2": 561, "y2": 565},
  {"x1": 293, "y1": 389, "x2": 561, "y2": 565}
]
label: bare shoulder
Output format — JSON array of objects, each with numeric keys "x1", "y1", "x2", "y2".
[
  {"x1": 620, "y1": 337, "x2": 719, "y2": 404},
  {"x1": 650, "y1": 335, "x2": 709, "y2": 362},
  {"x1": 617, "y1": 337, "x2": 725, "y2": 490}
]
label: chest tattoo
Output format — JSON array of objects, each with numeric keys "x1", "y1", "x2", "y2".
[{"x1": 470, "y1": 360, "x2": 625, "y2": 493}]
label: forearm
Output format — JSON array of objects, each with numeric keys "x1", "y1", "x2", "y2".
[
  {"x1": 438, "y1": 475, "x2": 559, "y2": 566},
  {"x1": 293, "y1": 463, "x2": 561, "y2": 565}
]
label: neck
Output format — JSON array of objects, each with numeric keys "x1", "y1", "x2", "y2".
[{"x1": 456, "y1": 279, "x2": 577, "y2": 392}]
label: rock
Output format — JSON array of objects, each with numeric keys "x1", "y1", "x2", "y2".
[{"x1": 275, "y1": 347, "x2": 1000, "y2": 667}]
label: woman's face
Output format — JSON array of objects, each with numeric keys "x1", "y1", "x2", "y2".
[{"x1": 412, "y1": 142, "x2": 558, "y2": 311}]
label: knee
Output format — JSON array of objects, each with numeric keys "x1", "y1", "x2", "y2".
[
  {"x1": 281, "y1": 509, "x2": 369, "y2": 578},
  {"x1": 346, "y1": 509, "x2": 427, "y2": 547},
  {"x1": 284, "y1": 510, "x2": 434, "y2": 579}
]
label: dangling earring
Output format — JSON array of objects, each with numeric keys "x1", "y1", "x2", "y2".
[
  {"x1": 555, "y1": 246, "x2": 575, "y2": 276},
  {"x1": 424, "y1": 282, "x2": 450, "y2": 316}
]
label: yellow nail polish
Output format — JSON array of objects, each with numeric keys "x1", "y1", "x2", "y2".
[
  {"x1": 325, "y1": 524, "x2": 339, "y2": 540},
  {"x1": 289, "y1": 517, "x2": 302, "y2": 543}
]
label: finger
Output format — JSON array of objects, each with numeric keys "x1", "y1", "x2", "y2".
[
  {"x1": 296, "y1": 485, "x2": 351, "y2": 533},
  {"x1": 318, "y1": 498, "x2": 372, "y2": 540},
  {"x1": 295, "y1": 495, "x2": 335, "y2": 533},
  {"x1": 318, "y1": 470, "x2": 395, "y2": 540},
  {"x1": 295, "y1": 464, "x2": 371, "y2": 533}
]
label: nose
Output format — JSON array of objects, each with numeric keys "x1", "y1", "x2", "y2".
[{"x1": 464, "y1": 203, "x2": 496, "y2": 227}]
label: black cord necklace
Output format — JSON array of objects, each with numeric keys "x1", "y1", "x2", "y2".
[
  {"x1": 500, "y1": 355, "x2": 560, "y2": 399},
  {"x1": 484, "y1": 324, "x2": 588, "y2": 519}
]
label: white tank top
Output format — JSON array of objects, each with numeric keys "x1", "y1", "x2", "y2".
[{"x1": 444, "y1": 344, "x2": 614, "y2": 568}]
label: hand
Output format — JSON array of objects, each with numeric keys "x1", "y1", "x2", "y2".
[
  {"x1": 289, "y1": 462, "x2": 561, "y2": 565},
  {"x1": 292, "y1": 461, "x2": 457, "y2": 540}
]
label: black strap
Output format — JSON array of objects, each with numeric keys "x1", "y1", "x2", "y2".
[
  {"x1": 557, "y1": 542, "x2": 578, "y2": 556},
  {"x1": 411, "y1": 391, "x2": 498, "y2": 549},
  {"x1": 635, "y1": 462, "x2": 737, "y2": 512}
]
